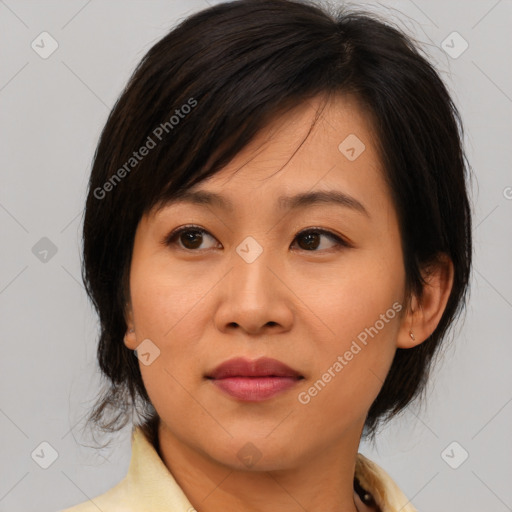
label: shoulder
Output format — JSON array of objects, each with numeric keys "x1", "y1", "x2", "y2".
[{"x1": 58, "y1": 476, "x2": 132, "y2": 512}]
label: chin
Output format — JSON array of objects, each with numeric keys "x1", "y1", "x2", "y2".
[{"x1": 201, "y1": 433, "x2": 303, "y2": 472}]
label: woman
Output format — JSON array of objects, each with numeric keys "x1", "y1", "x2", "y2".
[{"x1": 62, "y1": 0, "x2": 472, "y2": 510}]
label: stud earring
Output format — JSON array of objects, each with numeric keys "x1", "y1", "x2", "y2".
[
  {"x1": 128, "y1": 328, "x2": 134, "y2": 333},
  {"x1": 409, "y1": 330, "x2": 415, "y2": 341}
]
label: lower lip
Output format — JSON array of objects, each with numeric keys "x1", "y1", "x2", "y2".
[{"x1": 210, "y1": 376, "x2": 300, "y2": 401}]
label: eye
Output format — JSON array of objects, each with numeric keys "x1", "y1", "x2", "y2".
[
  {"x1": 162, "y1": 226, "x2": 350, "y2": 252},
  {"x1": 291, "y1": 228, "x2": 350, "y2": 252},
  {"x1": 163, "y1": 225, "x2": 219, "y2": 251}
]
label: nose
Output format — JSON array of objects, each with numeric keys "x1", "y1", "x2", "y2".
[{"x1": 213, "y1": 247, "x2": 294, "y2": 336}]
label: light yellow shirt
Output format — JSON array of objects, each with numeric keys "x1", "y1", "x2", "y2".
[{"x1": 61, "y1": 426, "x2": 417, "y2": 512}]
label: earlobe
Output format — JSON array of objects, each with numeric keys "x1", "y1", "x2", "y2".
[
  {"x1": 397, "y1": 253, "x2": 454, "y2": 349},
  {"x1": 124, "y1": 301, "x2": 138, "y2": 350},
  {"x1": 124, "y1": 327, "x2": 137, "y2": 350}
]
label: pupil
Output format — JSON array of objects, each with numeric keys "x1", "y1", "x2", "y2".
[
  {"x1": 300, "y1": 232, "x2": 319, "y2": 250},
  {"x1": 182, "y1": 231, "x2": 202, "y2": 249}
]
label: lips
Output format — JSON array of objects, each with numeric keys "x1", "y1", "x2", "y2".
[
  {"x1": 207, "y1": 357, "x2": 303, "y2": 379},
  {"x1": 206, "y1": 357, "x2": 303, "y2": 401}
]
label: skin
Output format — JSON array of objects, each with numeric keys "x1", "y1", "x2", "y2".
[{"x1": 124, "y1": 93, "x2": 454, "y2": 512}]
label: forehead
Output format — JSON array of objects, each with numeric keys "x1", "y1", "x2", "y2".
[
  {"x1": 152, "y1": 92, "x2": 388, "y2": 219},
  {"x1": 209, "y1": 92, "x2": 380, "y2": 180}
]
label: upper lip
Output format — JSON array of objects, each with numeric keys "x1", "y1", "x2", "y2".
[{"x1": 207, "y1": 357, "x2": 303, "y2": 379}]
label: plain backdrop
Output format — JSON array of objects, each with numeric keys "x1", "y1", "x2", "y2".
[{"x1": 1, "y1": 1, "x2": 511, "y2": 511}]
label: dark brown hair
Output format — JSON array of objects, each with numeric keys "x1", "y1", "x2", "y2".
[{"x1": 81, "y1": 0, "x2": 472, "y2": 441}]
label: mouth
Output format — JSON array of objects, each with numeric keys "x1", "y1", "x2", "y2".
[{"x1": 205, "y1": 357, "x2": 304, "y2": 402}]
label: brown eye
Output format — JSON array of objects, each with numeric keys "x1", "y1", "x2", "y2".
[
  {"x1": 164, "y1": 226, "x2": 219, "y2": 251},
  {"x1": 292, "y1": 229, "x2": 348, "y2": 252},
  {"x1": 179, "y1": 229, "x2": 204, "y2": 249},
  {"x1": 163, "y1": 226, "x2": 350, "y2": 253}
]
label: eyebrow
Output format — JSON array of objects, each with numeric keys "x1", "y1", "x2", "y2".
[{"x1": 166, "y1": 189, "x2": 370, "y2": 217}]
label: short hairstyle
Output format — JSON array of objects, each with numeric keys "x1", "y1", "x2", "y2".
[{"x1": 81, "y1": 0, "x2": 472, "y2": 440}]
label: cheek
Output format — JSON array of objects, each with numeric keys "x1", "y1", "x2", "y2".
[
  {"x1": 298, "y1": 251, "x2": 404, "y2": 419},
  {"x1": 312, "y1": 247, "x2": 404, "y2": 342},
  {"x1": 130, "y1": 256, "x2": 215, "y2": 342},
  {"x1": 298, "y1": 303, "x2": 400, "y2": 434},
  {"x1": 131, "y1": 272, "x2": 211, "y2": 436},
  {"x1": 129, "y1": 259, "x2": 214, "y2": 409}
]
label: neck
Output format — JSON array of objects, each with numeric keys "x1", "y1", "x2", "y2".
[{"x1": 156, "y1": 419, "x2": 367, "y2": 512}]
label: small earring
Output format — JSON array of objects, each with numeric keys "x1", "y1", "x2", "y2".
[
  {"x1": 409, "y1": 330, "x2": 415, "y2": 341},
  {"x1": 128, "y1": 328, "x2": 134, "y2": 333}
]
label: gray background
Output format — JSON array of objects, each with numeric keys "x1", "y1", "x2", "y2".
[{"x1": 1, "y1": 0, "x2": 511, "y2": 511}]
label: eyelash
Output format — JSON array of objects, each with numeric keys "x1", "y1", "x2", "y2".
[{"x1": 162, "y1": 225, "x2": 352, "y2": 253}]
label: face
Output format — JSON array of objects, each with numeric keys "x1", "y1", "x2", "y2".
[{"x1": 124, "y1": 93, "x2": 412, "y2": 470}]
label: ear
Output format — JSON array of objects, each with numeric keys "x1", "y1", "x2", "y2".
[
  {"x1": 397, "y1": 253, "x2": 454, "y2": 349},
  {"x1": 123, "y1": 301, "x2": 138, "y2": 350}
]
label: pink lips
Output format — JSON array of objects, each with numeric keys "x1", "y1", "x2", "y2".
[{"x1": 206, "y1": 357, "x2": 303, "y2": 402}]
